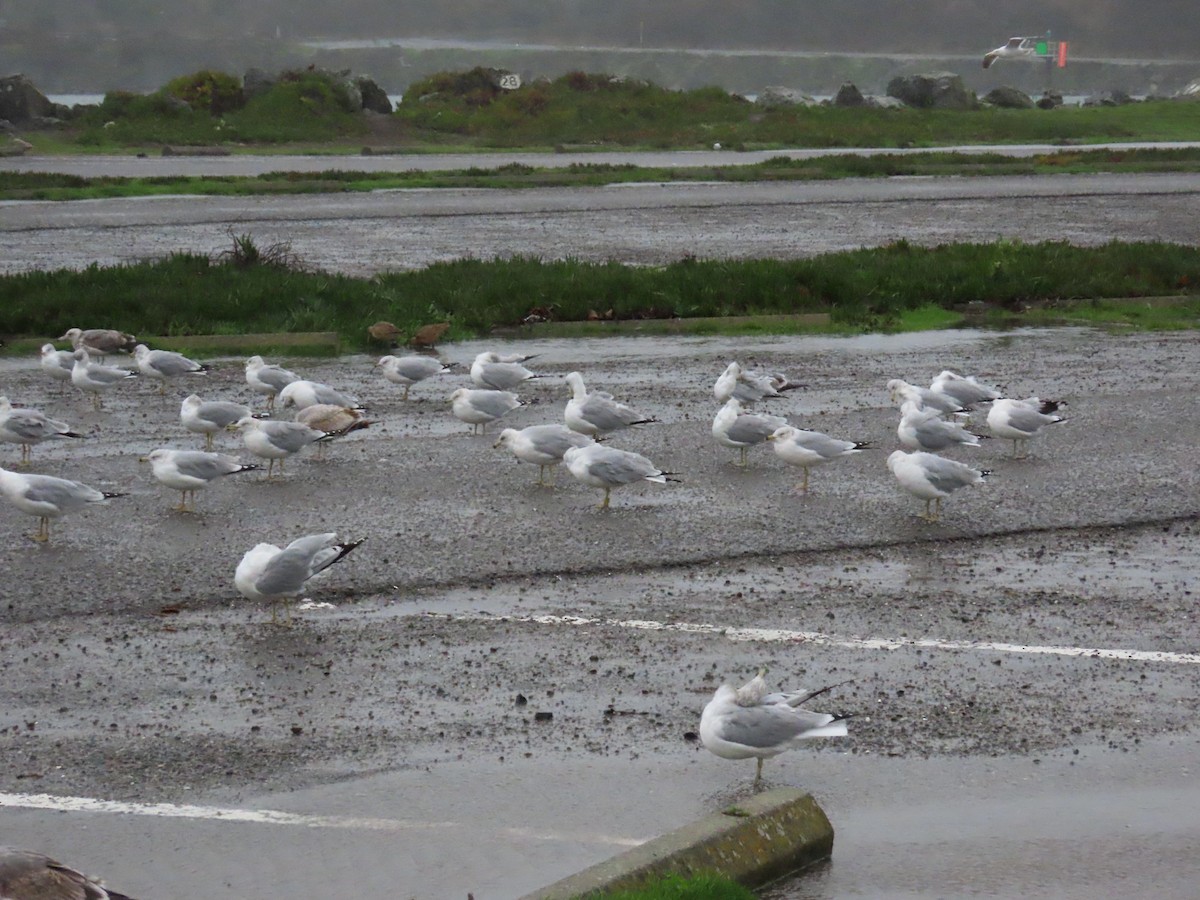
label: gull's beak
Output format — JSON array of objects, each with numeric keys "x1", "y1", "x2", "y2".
[
  {"x1": 766, "y1": 434, "x2": 776, "y2": 441},
  {"x1": 137, "y1": 455, "x2": 150, "y2": 463}
]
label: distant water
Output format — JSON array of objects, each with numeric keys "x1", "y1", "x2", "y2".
[{"x1": 49, "y1": 94, "x2": 105, "y2": 106}]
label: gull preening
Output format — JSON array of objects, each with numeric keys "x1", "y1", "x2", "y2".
[
  {"x1": 0, "y1": 465, "x2": 126, "y2": 542},
  {"x1": 987, "y1": 397, "x2": 1066, "y2": 459},
  {"x1": 897, "y1": 400, "x2": 984, "y2": 453},
  {"x1": 295, "y1": 404, "x2": 375, "y2": 458},
  {"x1": 231, "y1": 416, "x2": 344, "y2": 478},
  {"x1": 930, "y1": 370, "x2": 1002, "y2": 408},
  {"x1": 768, "y1": 424, "x2": 871, "y2": 493},
  {"x1": 0, "y1": 397, "x2": 83, "y2": 464},
  {"x1": 143, "y1": 448, "x2": 259, "y2": 511},
  {"x1": 70, "y1": 350, "x2": 137, "y2": 409},
  {"x1": 180, "y1": 395, "x2": 253, "y2": 451},
  {"x1": 564, "y1": 371, "x2": 657, "y2": 436},
  {"x1": 562, "y1": 443, "x2": 680, "y2": 508},
  {"x1": 713, "y1": 362, "x2": 801, "y2": 405},
  {"x1": 376, "y1": 354, "x2": 453, "y2": 400},
  {"x1": 450, "y1": 388, "x2": 523, "y2": 435},
  {"x1": 494, "y1": 424, "x2": 594, "y2": 486},
  {"x1": 711, "y1": 398, "x2": 787, "y2": 467},
  {"x1": 133, "y1": 344, "x2": 208, "y2": 393},
  {"x1": 58, "y1": 326, "x2": 138, "y2": 357},
  {"x1": 700, "y1": 672, "x2": 851, "y2": 789},
  {"x1": 470, "y1": 351, "x2": 545, "y2": 391},
  {"x1": 887, "y1": 449, "x2": 991, "y2": 521},
  {"x1": 0, "y1": 845, "x2": 139, "y2": 900},
  {"x1": 278, "y1": 379, "x2": 361, "y2": 412},
  {"x1": 235, "y1": 532, "x2": 364, "y2": 623},
  {"x1": 244, "y1": 356, "x2": 300, "y2": 410}
]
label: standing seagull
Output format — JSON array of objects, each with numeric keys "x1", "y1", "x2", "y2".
[
  {"x1": 450, "y1": 388, "x2": 523, "y2": 435},
  {"x1": 0, "y1": 465, "x2": 126, "y2": 542},
  {"x1": 0, "y1": 845, "x2": 139, "y2": 899},
  {"x1": 711, "y1": 398, "x2": 788, "y2": 467},
  {"x1": 887, "y1": 449, "x2": 991, "y2": 521},
  {"x1": 897, "y1": 401, "x2": 984, "y2": 453},
  {"x1": 58, "y1": 326, "x2": 138, "y2": 357},
  {"x1": 930, "y1": 370, "x2": 1002, "y2": 408},
  {"x1": 244, "y1": 356, "x2": 301, "y2": 410},
  {"x1": 987, "y1": 397, "x2": 1066, "y2": 459},
  {"x1": 39, "y1": 343, "x2": 76, "y2": 392},
  {"x1": 562, "y1": 444, "x2": 680, "y2": 509},
  {"x1": 70, "y1": 350, "x2": 137, "y2": 410},
  {"x1": 494, "y1": 424, "x2": 594, "y2": 486},
  {"x1": 0, "y1": 397, "x2": 83, "y2": 464},
  {"x1": 231, "y1": 416, "x2": 345, "y2": 478},
  {"x1": 143, "y1": 448, "x2": 259, "y2": 512},
  {"x1": 768, "y1": 425, "x2": 871, "y2": 493},
  {"x1": 133, "y1": 344, "x2": 208, "y2": 394},
  {"x1": 887, "y1": 378, "x2": 968, "y2": 416},
  {"x1": 235, "y1": 532, "x2": 364, "y2": 623},
  {"x1": 470, "y1": 351, "x2": 545, "y2": 391},
  {"x1": 564, "y1": 372, "x2": 657, "y2": 437},
  {"x1": 376, "y1": 355, "x2": 453, "y2": 400},
  {"x1": 699, "y1": 677, "x2": 851, "y2": 789},
  {"x1": 180, "y1": 394, "x2": 253, "y2": 451}
]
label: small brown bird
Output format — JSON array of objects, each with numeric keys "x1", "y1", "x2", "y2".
[
  {"x1": 409, "y1": 322, "x2": 451, "y2": 349},
  {"x1": 0, "y1": 845, "x2": 138, "y2": 899},
  {"x1": 367, "y1": 321, "x2": 403, "y2": 345}
]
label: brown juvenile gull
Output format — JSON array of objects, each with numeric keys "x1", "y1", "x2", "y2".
[{"x1": 0, "y1": 845, "x2": 139, "y2": 899}]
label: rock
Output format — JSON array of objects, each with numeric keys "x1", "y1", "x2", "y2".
[
  {"x1": 0, "y1": 74, "x2": 55, "y2": 124},
  {"x1": 983, "y1": 86, "x2": 1034, "y2": 109},
  {"x1": 243, "y1": 67, "x2": 277, "y2": 101},
  {"x1": 887, "y1": 72, "x2": 977, "y2": 110},
  {"x1": 1081, "y1": 89, "x2": 1134, "y2": 107},
  {"x1": 834, "y1": 83, "x2": 866, "y2": 107},
  {"x1": 355, "y1": 75, "x2": 393, "y2": 114},
  {"x1": 755, "y1": 86, "x2": 818, "y2": 108},
  {"x1": 1037, "y1": 90, "x2": 1064, "y2": 109}
]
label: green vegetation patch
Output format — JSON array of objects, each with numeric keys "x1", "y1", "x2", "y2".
[
  {"x1": 592, "y1": 872, "x2": 756, "y2": 900},
  {"x1": 1, "y1": 239, "x2": 1197, "y2": 352}
]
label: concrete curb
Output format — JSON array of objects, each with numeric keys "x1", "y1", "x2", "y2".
[{"x1": 520, "y1": 788, "x2": 833, "y2": 899}]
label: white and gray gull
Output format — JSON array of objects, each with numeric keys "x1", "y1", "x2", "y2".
[
  {"x1": 70, "y1": 350, "x2": 137, "y2": 410},
  {"x1": 887, "y1": 449, "x2": 991, "y2": 521},
  {"x1": 244, "y1": 355, "x2": 300, "y2": 410},
  {"x1": 143, "y1": 448, "x2": 259, "y2": 512},
  {"x1": 470, "y1": 351, "x2": 545, "y2": 391},
  {"x1": 0, "y1": 397, "x2": 83, "y2": 464},
  {"x1": 494, "y1": 424, "x2": 594, "y2": 486},
  {"x1": 450, "y1": 388, "x2": 523, "y2": 435},
  {"x1": 0, "y1": 465, "x2": 126, "y2": 542},
  {"x1": 987, "y1": 397, "x2": 1066, "y2": 459},
  {"x1": 235, "y1": 532, "x2": 364, "y2": 623},
  {"x1": 133, "y1": 344, "x2": 208, "y2": 393},
  {"x1": 562, "y1": 443, "x2": 679, "y2": 508},
  {"x1": 564, "y1": 371, "x2": 657, "y2": 437},
  {"x1": 711, "y1": 398, "x2": 788, "y2": 467},
  {"x1": 180, "y1": 394, "x2": 253, "y2": 450},
  {"x1": 376, "y1": 354, "x2": 453, "y2": 400}
]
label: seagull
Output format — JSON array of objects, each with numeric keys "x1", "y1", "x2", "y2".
[
  {"x1": 230, "y1": 416, "x2": 345, "y2": 478},
  {"x1": 700, "y1": 675, "x2": 851, "y2": 789},
  {"x1": 235, "y1": 532, "x2": 364, "y2": 623},
  {"x1": 180, "y1": 395, "x2": 253, "y2": 451},
  {"x1": 294, "y1": 404, "x2": 375, "y2": 458},
  {"x1": 886, "y1": 378, "x2": 968, "y2": 416},
  {"x1": 0, "y1": 397, "x2": 83, "y2": 464},
  {"x1": 987, "y1": 397, "x2": 1067, "y2": 459},
  {"x1": 0, "y1": 465, "x2": 126, "y2": 542},
  {"x1": 133, "y1": 344, "x2": 208, "y2": 393},
  {"x1": 897, "y1": 400, "x2": 984, "y2": 453},
  {"x1": 58, "y1": 326, "x2": 138, "y2": 357},
  {"x1": 470, "y1": 351, "x2": 546, "y2": 391},
  {"x1": 39, "y1": 343, "x2": 76, "y2": 391},
  {"x1": 887, "y1": 449, "x2": 991, "y2": 521},
  {"x1": 494, "y1": 424, "x2": 594, "y2": 486},
  {"x1": 930, "y1": 370, "x2": 1002, "y2": 408},
  {"x1": 562, "y1": 443, "x2": 680, "y2": 508},
  {"x1": 983, "y1": 36, "x2": 1039, "y2": 69},
  {"x1": 768, "y1": 424, "x2": 871, "y2": 493},
  {"x1": 70, "y1": 349, "x2": 137, "y2": 410},
  {"x1": 564, "y1": 371, "x2": 657, "y2": 437},
  {"x1": 278, "y1": 379, "x2": 361, "y2": 412},
  {"x1": 0, "y1": 845, "x2": 139, "y2": 900},
  {"x1": 713, "y1": 362, "x2": 801, "y2": 405},
  {"x1": 143, "y1": 448, "x2": 259, "y2": 512},
  {"x1": 449, "y1": 388, "x2": 523, "y2": 435},
  {"x1": 376, "y1": 355, "x2": 453, "y2": 400},
  {"x1": 244, "y1": 356, "x2": 301, "y2": 410},
  {"x1": 711, "y1": 398, "x2": 788, "y2": 467}
]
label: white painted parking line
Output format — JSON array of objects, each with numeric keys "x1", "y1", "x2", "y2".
[
  {"x1": 434, "y1": 613, "x2": 1200, "y2": 666},
  {"x1": 0, "y1": 792, "x2": 643, "y2": 847}
]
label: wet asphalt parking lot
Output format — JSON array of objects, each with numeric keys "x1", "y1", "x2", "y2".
[{"x1": 1, "y1": 325, "x2": 1198, "y2": 897}]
